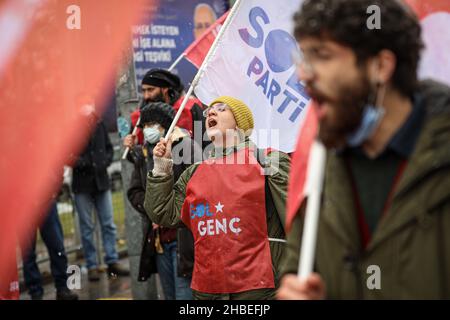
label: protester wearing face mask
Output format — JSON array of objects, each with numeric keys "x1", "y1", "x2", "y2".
[
  {"x1": 278, "y1": 0, "x2": 450, "y2": 300},
  {"x1": 127, "y1": 102, "x2": 201, "y2": 300},
  {"x1": 123, "y1": 68, "x2": 208, "y2": 156}
]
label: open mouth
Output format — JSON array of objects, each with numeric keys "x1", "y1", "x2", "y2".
[
  {"x1": 207, "y1": 118, "x2": 217, "y2": 128},
  {"x1": 307, "y1": 89, "x2": 328, "y2": 112},
  {"x1": 314, "y1": 97, "x2": 326, "y2": 109}
]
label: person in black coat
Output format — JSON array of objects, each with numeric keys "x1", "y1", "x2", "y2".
[
  {"x1": 72, "y1": 109, "x2": 129, "y2": 281},
  {"x1": 126, "y1": 102, "x2": 201, "y2": 300}
]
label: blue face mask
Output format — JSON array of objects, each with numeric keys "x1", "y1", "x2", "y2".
[
  {"x1": 143, "y1": 127, "x2": 162, "y2": 144},
  {"x1": 346, "y1": 105, "x2": 385, "y2": 147},
  {"x1": 346, "y1": 85, "x2": 386, "y2": 147}
]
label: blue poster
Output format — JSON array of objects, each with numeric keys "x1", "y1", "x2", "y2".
[{"x1": 132, "y1": 0, "x2": 229, "y2": 92}]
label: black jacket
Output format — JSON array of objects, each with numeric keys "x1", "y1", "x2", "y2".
[
  {"x1": 72, "y1": 121, "x2": 113, "y2": 194},
  {"x1": 127, "y1": 131, "x2": 198, "y2": 281}
]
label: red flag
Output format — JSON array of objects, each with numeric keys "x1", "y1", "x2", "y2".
[
  {"x1": 184, "y1": 11, "x2": 229, "y2": 68},
  {"x1": 285, "y1": 103, "x2": 319, "y2": 232},
  {"x1": 405, "y1": 0, "x2": 450, "y2": 86},
  {"x1": 0, "y1": 0, "x2": 154, "y2": 296},
  {"x1": 405, "y1": 0, "x2": 450, "y2": 19}
]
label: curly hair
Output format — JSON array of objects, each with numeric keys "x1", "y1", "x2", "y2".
[{"x1": 293, "y1": 0, "x2": 424, "y2": 96}]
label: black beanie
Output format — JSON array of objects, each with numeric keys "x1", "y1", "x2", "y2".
[
  {"x1": 139, "y1": 102, "x2": 175, "y2": 131},
  {"x1": 141, "y1": 68, "x2": 183, "y2": 91}
]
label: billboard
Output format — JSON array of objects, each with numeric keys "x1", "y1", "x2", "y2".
[{"x1": 132, "y1": 0, "x2": 229, "y2": 91}]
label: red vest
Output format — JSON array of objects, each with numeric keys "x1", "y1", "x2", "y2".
[{"x1": 181, "y1": 147, "x2": 274, "y2": 294}]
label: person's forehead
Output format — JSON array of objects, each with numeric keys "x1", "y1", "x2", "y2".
[
  {"x1": 142, "y1": 84, "x2": 159, "y2": 90},
  {"x1": 210, "y1": 102, "x2": 228, "y2": 107},
  {"x1": 196, "y1": 7, "x2": 214, "y2": 19},
  {"x1": 143, "y1": 121, "x2": 159, "y2": 126},
  {"x1": 299, "y1": 37, "x2": 348, "y2": 53}
]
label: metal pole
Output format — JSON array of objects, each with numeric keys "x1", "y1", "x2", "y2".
[{"x1": 168, "y1": 52, "x2": 186, "y2": 71}]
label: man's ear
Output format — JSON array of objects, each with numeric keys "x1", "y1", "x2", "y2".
[
  {"x1": 369, "y1": 49, "x2": 396, "y2": 84},
  {"x1": 161, "y1": 87, "x2": 170, "y2": 102}
]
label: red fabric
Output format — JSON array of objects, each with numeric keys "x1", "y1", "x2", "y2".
[
  {"x1": 0, "y1": 0, "x2": 151, "y2": 286},
  {"x1": 159, "y1": 227, "x2": 177, "y2": 243},
  {"x1": 130, "y1": 109, "x2": 144, "y2": 145},
  {"x1": 185, "y1": 11, "x2": 229, "y2": 68},
  {"x1": 173, "y1": 96, "x2": 196, "y2": 135},
  {"x1": 405, "y1": 0, "x2": 450, "y2": 19},
  {"x1": 285, "y1": 103, "x2": 319, "y2": 232},
  {"x1": 0, "y1": 253, "x2": 19, "y2": 300},
  {"x1": 181, "y1": 147, "x2": 274, "y2": 294},
  {"x1": 380, "y1": 161, "x2": 408, "y2": 219}
]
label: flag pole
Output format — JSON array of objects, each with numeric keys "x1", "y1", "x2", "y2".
[
  {"x1": 121, "y1": 116, "x2": 141, "y2": 160},
  {"x1": 122, "y1": 45, "x2": 144, "y2": 160},
  {"x1": 122, "y1": 30, "x2": 186, "y2": 160},
  {"x1": 168, "y1": 52, "x2": 186, "y2": 71},
  {"x1": 297, "y1": 140, "x2": 326, "y2": 279},
  {"x1": 163, "y1": 0, "x2": 243, "y2": 140},
  {"x1": 122, "y1": 34, "x2": 187, "y2": 160}
]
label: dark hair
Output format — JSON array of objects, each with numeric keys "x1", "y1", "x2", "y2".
[
  {"x1": 141, "y1": 68, "x2": 184, "y2": 104},
  {"x1": 293, "y1": 0, "x2": 424, "y2": 96},
  {"x1": 139, "y1": 102, "x2": 175, "y2": 131},
  {"x1": 167, "y1": 85, "x2": 184, "y2": 105}
]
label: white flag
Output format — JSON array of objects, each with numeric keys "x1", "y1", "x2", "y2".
[
  {"x1": 194, "y1": 0, "x2": 307, "y2": 152},
  {"x1": 413, "y1": 1, "x2": 450, "y2": 86}
]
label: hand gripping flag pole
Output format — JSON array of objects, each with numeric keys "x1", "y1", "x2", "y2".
[
  {"x1": 122, "y1": 7, "x2": 237, "y2": 160},
  {"x1": 123, "y1": 35, "x2": 183, "y2": 160},
  {"x1": 122, "y1": 17, "x2": 185, "y2": 161},
  {"x1": 122, "y1": 116, "x2": 140, "y2": 160}
]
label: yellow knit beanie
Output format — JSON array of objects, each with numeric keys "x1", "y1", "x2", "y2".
[{"x1": 210, "y1": 96, "x2": 254, "y2": 136}]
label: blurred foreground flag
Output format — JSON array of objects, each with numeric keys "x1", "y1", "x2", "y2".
[
  {"x1": 406, "y1": 0, "x2": 450, "y2": 86},
  {"x1": 0, "y1": 0, "x2": 152, "y2": 298},
  {"x1": 194, "y1": 0, "x2": 307, "y2": 152},
  {"x1": 285, "y1": 103, "x2": 319, "y2": 232}
]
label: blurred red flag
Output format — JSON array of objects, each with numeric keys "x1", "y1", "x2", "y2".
[
  {"x1": 285, "y1": 103, "x2": 319, "y2": 232},
  {"x1": 405, "y1": 0, "x2": 450, "y2": 19},
  {"x1": 405, "y1": 0, "x2": 450, "y2": 86},
  {"x1": 184, "y1": 11, "x2": 229, "y2": 68},
  {"x1": 0, "y1": 0, "x2": 154, "y2": 298}
]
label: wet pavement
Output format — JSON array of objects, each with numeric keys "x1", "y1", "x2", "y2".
[{"x1": 19, "y1": 258, "x2": 134, "y2": 300}]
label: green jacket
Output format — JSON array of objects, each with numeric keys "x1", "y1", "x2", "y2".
[
  {"x1": 144, "y1": 139, "x2": 291, "y2": 299},
  {"x1": 282, "y1": 80, "x2": 450, "y2": 299}
]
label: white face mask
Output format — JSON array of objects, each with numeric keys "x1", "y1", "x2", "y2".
[{"x1": 143, "y1": 126, "x2": 162, "y2": 144}]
